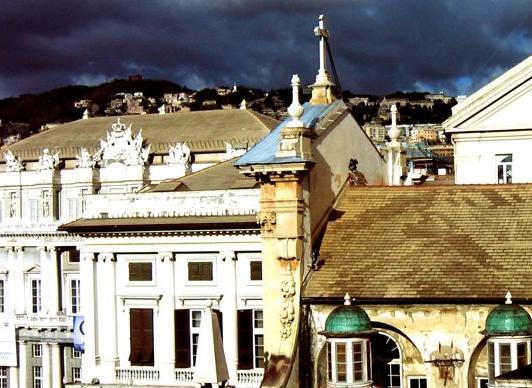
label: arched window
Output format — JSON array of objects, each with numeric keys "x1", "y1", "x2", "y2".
[{"x1": 372, "y1": 332, "x2": 401, "y2": 388}]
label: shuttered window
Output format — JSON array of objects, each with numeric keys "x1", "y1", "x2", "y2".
[
  {"x1": 129, "y1": 308, "x2": 154, "y2": 366},
  {"x1": 237, "y1": 309, "x2": 253, "y2": 369},
  {"x1": 175, "y1": 309, "x2": 191, "y2": 368},
  {"x1": 128, "y1": 262, "x2": 153, "y2": 281}
]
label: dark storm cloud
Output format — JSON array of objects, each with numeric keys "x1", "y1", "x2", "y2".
[{"x1": 0, "y1": 0, "x2": 530, "y2": 97}]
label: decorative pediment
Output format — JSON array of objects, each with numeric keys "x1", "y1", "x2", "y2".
[
  {"x1": 3, "y1": 150, "x2": 24, "y2": 172},
  {"x1": 0, "y1": 265, "x2": 8, "y2": 274},
  {"x1": 37, "y1": 148, "x2": 60, "y2": 171},
  {"x1": 94, "y1": 118, "x2": 151, "y2": 167},
  {"x1": 24, "y1": 264, "x2": 41, "y2": 274}
]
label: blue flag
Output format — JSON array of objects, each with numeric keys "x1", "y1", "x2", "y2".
[{"x1": 73, "y1": 315, "x2": 85, "y2": 352}]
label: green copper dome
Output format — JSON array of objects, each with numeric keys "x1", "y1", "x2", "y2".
[
  {"x1": 484, "y1": 303, "x2": 532, "y2": 336},
  {"x1": 321, "y1": 304, "x2": 372, "y2": 338}
]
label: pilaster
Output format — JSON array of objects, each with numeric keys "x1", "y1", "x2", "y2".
[
  {"x1": 14, "y1": 247, "x2": 25, "y2": 314},
  {"x1": 8, "y1": 366, "x2": 18, "y2": 388},
  {"x1": 47, "y1": 247, "x2": 59, "y2": 315},
  {"x1": 39, "y1": 247, "x2": 48, "y2": 315},
  {"x1": 157, "y1": 252, "x2": 176, "y2": 385},
  {"x1": 51, "y1": 343, "x2": 61, "y2": 388},
  {"x1": 96, "y1": 252, "x2": 118, "y2": 384},
  {"x1": 80, "y1": 252, "x2": 97, "y2": 383},
  {"x1": 7, "y1": 248, "x2": 16, "y2": 315},
  {"x1": 17, "y1": 341, "x2": 26, "y2": 388},
  {"x1": 221, "y1": 251, "x2": 238, "y2": 385},
  {"x1": 42, "y1": 343, "x2": 52, "y2": 388}
]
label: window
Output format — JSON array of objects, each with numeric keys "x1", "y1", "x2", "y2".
[
  {"x1": 28, "y1": 199, "x2": 39, "y2": 222},
  {"x1": 69, "y1": 278, "x2": 81, "y2": 315},
  {"x1": 129, "y1": 308, "x2": 154, "y2": 366},
  {"x1": 32, "y1": 344, "x2": 42, "y2": 358},
  {"x1": 174, "y1": 308, "x2": 223, "y2": 368},
  {"x1": 66, "y1": 249, "x2": 80, "y2": 263},
  {"x1": 388, "y1": 362, "x2": 401, "y2": 387},
  {"x1": 496, "y1": 154, "x2": 512, "y2": 184},
  {"x1": 72, "y1": 367, "x2": 81, "y2": 382},
  {"x1": 128, "y1": 262, "x2": 153, "y2": 281},
  {"x1": 253, "y1": 310, "x2": 264, "y2": 368},
  {"x1": 31, "y1": 279, "x2": 41, "y2": 314},
  {"x1": 67, "y1": 198, "x2": 78, "y2": 220},
  {"x1": 187, "y1": 261, "x2": 213, "y2": 281},
  {"x1": 488, "y1": 339, "x2": 531, "y2": 383},
  {"x1": 327, "y1": 339, "x2": 370, "y2": 385},
  {"x1": 33, "y1": 366, "x2": 42, "y2": 388},
  {"x1": 72, "y1": 348, "x2": 82, "y2": 359},
  {"x1": 409, "y1": 377, "x2": 427, "y2": 388},
  {"x1": 0, "y1": 279, "x2": 4, "y2": 313},
  {"x1": 250, "y1": 260, "x2": 262, "y2": 281},
  {"x1": 0, "y1": 366, "x2": 7, "y2": 388},
  {"x1": 477, "y1": 377, "x2": 488, "y2": 388}
]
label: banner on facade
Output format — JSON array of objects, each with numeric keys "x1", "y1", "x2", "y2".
[
  {"x1": 73, "y1": 315, "x2": 85, "y2": 352},
  {"x1": 0, "y1": 319, "x2": 17, "y2": 366}
]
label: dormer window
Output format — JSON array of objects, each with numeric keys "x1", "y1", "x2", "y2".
[{"x1": 496, "y1": 154, "x2": 512, "y2": 184}]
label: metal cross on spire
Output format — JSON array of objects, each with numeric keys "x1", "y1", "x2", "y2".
[{"x1": 314, "y1": 15, "x2": 331, "y2": 84}]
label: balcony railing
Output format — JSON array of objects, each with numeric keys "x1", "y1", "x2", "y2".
[
  {"x1": 14, "y1": 313, "x2": 71, "y2": 328},
  {"x1": 237, "y1": 369, "x2": 264, "y2": 387},
  {"x1": 175, "y1": 368, "x2": 194, "y2": 383},
  {"x1": 115, "y1": 367, "x2": 160, "y2": 384}
]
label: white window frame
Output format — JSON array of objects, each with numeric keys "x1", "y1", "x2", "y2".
[
  {"x1": 72, "y1": 367, "x2": 81, "y2": 382},
  {"x1": 253, "y1": 309, "x2": 264, "y2": 368},
  {"x1": 248, "y1": 259, "x2": 263, "y2": 283},
  {"x1": 0, "y1": 366, "x2": 7, "y2": 388},
  {"x1": 32, "y1": 344, "x2": 42, "y2": 358},
  {"x1": 72, "y1": 348, "x2": 82, "y2": 359},
  {"x1": 28, "y1": 199, "x2": 39, "y2": 223},
  {"x1": 476, "y1": 377, "x2": 488, "y2": 388},
  {"x1": 119, "y1": 254, "x2": 157, "y2": 287},
  {"x1": 190, "y1": 309, "x2": 202, "y2": 366},
  {"x1": 27, "y1": 276, "x2": 42, "y2": 315},
  {"x1": 186, "y1": 257, "x2": 216, "y2": 285},
  {"x1": 0, "y1": 278, "x2": 5, "y2": 314},
  {"x1": 33, "y1": 366, "x2": 42, "y2": 388},
  {"x1": 496, "y1": 154, "x2": 513, "y2": 184},
  {"x1": 408, "y1": 376, "x2": 427, "y2": 388},
  {"x1": 327, "y1": 338, "x2": 370, "y2": 385},
  {"x1": 488, "y1": 338, "x2": 531, "y2": 381},
  {"x1": 388, "y1": 359, "x2": 401, "y2": 388},
  {"x1": 66, "y1": 197, "x2": 79, "y2": 221},
  {"x1": 66, "y1": 276, "x2": 81, "y2": 315}
]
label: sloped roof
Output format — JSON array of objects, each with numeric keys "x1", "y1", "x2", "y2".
[
  {"x1": 235, "y1": 100, "x2": 347, "y2": 166},
  {"x1": 444, "y1": 55, "x2": 532, "y2": 132},
  {"x1": 147, "y1": 158, "x2": 257, "y2": 192},
  {"x1": 1, "y1": 109, "x2": 278, "y2": 161},
  {"x1": 304, "y1": 184, "x2": 532, "y2": 302}
]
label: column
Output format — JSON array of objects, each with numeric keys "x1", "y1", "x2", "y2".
[
  {"x1": 47, "y1": 247, "x2": 59, "y2": 315},
  {"x1": 8, "y1": 366, "x2": 18, "y2": 388},
  {"x1": 51, "y1": 343, "x2": 61, "y2": 388},
  {"x1": 157, "y1": 252, "x2": 175, "y2": 384},
  {"x1": 221, "y1": 251, "x2": 238, "y2": 385},
  {"x1": 96, "y1": 253, "x2": 118, "y2": 384},
  {"x1": 39, "y1": 247, "x2": 48, "y2": 315},
  {"x1": 17, "y1": 341, "x2": 26, "y2": 388},
  {"x1": 80, "y1": 252, "x2": 96, "y2": 383},
  {"x1": 14, "y1": 247, "x2": 25, "y2": 314},
  {"x1": 42, "y1": 343, "x2": 52, "y2": 388},
  {"x1": 7, "y1": 248, "x2": 16, "y2": 315}
]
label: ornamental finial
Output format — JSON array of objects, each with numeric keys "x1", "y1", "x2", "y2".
[
  {"x1": 344, "y1": 293, "x2": 351, "y2": 306},
  {"x1": 286, "y1": 74, "x2": 304, "y2": 128},
  {"x1": 505, "y1": 291, "x2": 512, "y2": 304},
  {"x1": 388, "y1": 104, "x2": 400, "y2": 148}
]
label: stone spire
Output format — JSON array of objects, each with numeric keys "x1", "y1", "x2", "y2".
[
  {"x1": 309, "y1": 15, "x2": 336, "y2": 105},
  {"x1": 344, "y1": 292, "x2": 352, "y2": 306},
  {"x1": 506, "y1": 290, "x2": 513, "y2": 304},
  {"x1": 286, "y1": 75, "x2": 304, "y2": 128}
]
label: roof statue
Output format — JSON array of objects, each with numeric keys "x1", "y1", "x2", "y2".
[
  {"x1": 286, "y1": 74, "x2": 304, "y2": 128},
  {"x1": 37, "y1": 148, "x2": 60, "y2": 171},
  {"x1": 240, "y1": 99, "x2": 247, "y2": 110},
  {"x1": 94, "y1": 118, "x2": 151, "y2": 167},
  {"x1": 75, "y1": 147, "x2": 95, "y2": 169},
  {"x1": 3, "y1": 150, "x2": 24, "y2": 172},
  {"x1": 158, "y1": 104, "x2": 166, "y2": 115},
  {"x1": 221, "y1": 141, "x2": 245, "y2": 161},
  {"x1": 166, "y1": 142, "x2": 191, "y2": 165},
  {"x1": 82, "y1": 109, "x2": 89, "y2": 120},
  {"x1": 313, "y1": 15, "x2": 332, "y2": 85}
]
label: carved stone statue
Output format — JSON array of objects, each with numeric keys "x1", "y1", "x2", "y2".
[
  {"x1": 3, "y1": 150, "x2": 24, "y2": 172},
  {"x1": 166, "y1": 142, "x2": 191, "y2": 165},
  {"x1": 93, "y1": 118, "x2": 151, "y2": 167},
  {"x1": 37, "y1": 148, "x2": 60, "y2": 171},
  {"x1": 222, "y1": 141, "x2": 245, "y2": 161},
  {"x1": 75, "y1": 147, "x2": 95, "y2": 168}
]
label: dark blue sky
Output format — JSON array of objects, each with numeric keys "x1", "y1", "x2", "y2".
[{"x1": 0, "y1": 0, "x2": 530, "y2": 98}]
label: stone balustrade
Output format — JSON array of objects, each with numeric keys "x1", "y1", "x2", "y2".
[
  {"x1": 237, "y1": 369, "x2": 264, "y2": 387},
  {"x1": 174, "y1": 368, "x2": 194, "y2": 383},
  {"x1": 83, "y1": 189, "x2": 260, "y2": 219},
  {"x1": 14, "y1": 314, "x2": 71, "y2": 329},
  {"x1": 115, "y1": 367, "x2": 160, "y2": 384}
]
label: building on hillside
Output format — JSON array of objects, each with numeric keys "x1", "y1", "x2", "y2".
[
  {"x1": 0, "y1": 109, "x2": 277, "y2": 388},
  {"x1": 444, "y1": 55, "x2": 532, "y2": 184}
]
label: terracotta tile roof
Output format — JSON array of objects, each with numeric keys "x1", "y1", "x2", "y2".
[
  {"x1": 1, "y1": 109, "x2": 277, "y2": 161},
  {"x1": 304, "y1": 184, "x2": 532, "y2": 301}
]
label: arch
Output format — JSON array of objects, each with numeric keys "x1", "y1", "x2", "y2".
[{"x1": 467, "y1": 336, "x2": 488, "y2": 388}]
